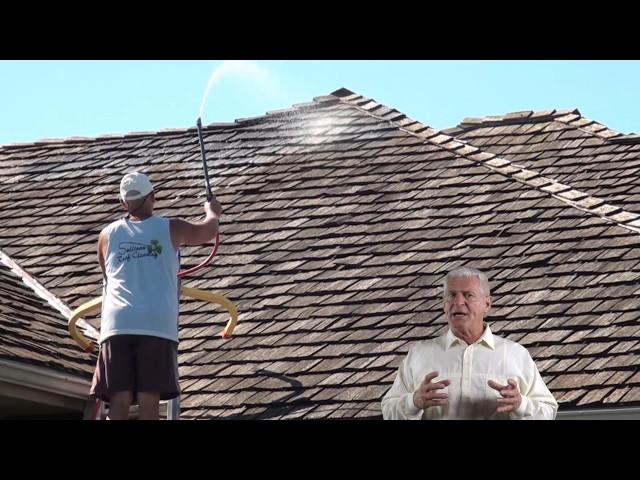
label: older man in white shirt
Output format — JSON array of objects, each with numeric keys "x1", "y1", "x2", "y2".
[{"x1": 382, "y1": 266, "x2": 558, "y2": 420}]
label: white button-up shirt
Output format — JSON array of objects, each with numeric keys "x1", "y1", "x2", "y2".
[{"x1": 381, "y1": 324, "x2": 558, "y2": 419}]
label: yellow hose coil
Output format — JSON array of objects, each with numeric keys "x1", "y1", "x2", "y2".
[{"x1": 68, "y1": 286, "x2": 238, "y2": 351}]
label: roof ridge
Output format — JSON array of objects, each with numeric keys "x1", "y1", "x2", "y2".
[
  {"x1": 552, "y1": 111, "x2": 623, "y2": 141},
  {"x1": 453, "y1": 108, "x2": 623, "y2": 141},
  {"x1": 336, "y1": 93, "x2": 640, "y2": 235},
  {"x1": 0, "y1": 126, "x2": 205, "y2": 151},
  {"x1": 456, "y1": 108, "x2": 572, "y2": 128},
  {"x1": 232, "y1": 94, "x2": 340, "y2": 127},
  {"x1": 609, "y1": 133, "x2": 640, "y2": 144},
  {"x1": 0, "y1": 248, "x2": 99, "y2": 340},
  {"x1": 0, "y1": 93, "x2": 344, "y2": 151},
  {"x1": 332, "y1": 87, "x2": 438, "y2": 135}
]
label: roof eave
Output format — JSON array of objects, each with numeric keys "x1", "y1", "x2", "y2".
[{"x1": 0, "y1": 358, "x2": 92, "y2": 410}]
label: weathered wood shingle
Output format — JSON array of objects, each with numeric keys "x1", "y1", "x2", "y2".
[
  {"x1": 445, "y1": 109, "x2": 640, "y2": 214},
  {"x1": 1, "y1": 88, "x2": 639, "y2": 418},
  {"x1": 0, "y1": 261, "x2": 94, "y2": 377}
]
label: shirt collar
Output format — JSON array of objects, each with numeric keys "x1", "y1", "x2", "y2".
[{"x1": 446, "y1": 323, "x2": 495, "y2": 350}]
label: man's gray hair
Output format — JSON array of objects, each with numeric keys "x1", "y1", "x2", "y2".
[{"x1": 444, "y1": 267, "x2": 491, "y2": 296}]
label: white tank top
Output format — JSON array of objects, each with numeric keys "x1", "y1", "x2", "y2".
[{"x1": 100, "y1": 216, "x2": 180, "y2": 343}]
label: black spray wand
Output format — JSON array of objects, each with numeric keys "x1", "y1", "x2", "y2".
[
  {"x1": 196, "y1": 117, "x2": 213, "y2": 201},
  {"x1": 176, "y1": 117, "x2": 219, "y2": 279}
]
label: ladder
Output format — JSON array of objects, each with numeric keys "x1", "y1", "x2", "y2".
[{"x1": 90, "y1": 397, "x2": 180, "y2": 420}]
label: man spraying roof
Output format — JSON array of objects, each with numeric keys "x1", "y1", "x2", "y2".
[{"x1": 90, "y1": 171, "x2": 222, "y2": 420}]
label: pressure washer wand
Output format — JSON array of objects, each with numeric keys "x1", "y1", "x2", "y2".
[
  {"x1": 196, "y1": 117, "x2": 213, "y2": 202},
  {"x1": 175, "y1": 117, "x2": 219, "y2": 278}
]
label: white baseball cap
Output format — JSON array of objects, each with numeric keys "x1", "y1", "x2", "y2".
[{"x1": 120, "y1": 171, "x2": 153, "y2": 202}]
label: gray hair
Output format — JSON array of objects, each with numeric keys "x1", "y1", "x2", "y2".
[{"x1": 444, "y1": 267, "x2": 491, "y2": 296}]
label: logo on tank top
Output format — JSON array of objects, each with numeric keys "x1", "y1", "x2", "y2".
[{"x1": 117, "y1": 240, "x2": 163, "y2": 263}]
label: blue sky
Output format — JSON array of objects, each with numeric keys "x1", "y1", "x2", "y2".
[{"x1": 1, "y1": 60, "x2": 639, "y2": 146}]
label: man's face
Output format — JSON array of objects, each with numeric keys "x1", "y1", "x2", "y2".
[{"x1": 443, "y1": 276, "x2": 492, "y2": 331}]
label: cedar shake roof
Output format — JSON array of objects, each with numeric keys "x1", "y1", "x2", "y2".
[
  {"x1": 0, "y1": 258, "x2": 94, "y2": 377},
  {"x1": 1, "y1": 88, "x2": 639, "y2": 418},
  {"x1": 444, "y1": 109, "x2": 640, "y2": 214}
]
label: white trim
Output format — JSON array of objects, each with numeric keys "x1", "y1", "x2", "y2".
[
  {"x1": 557, "y1": 407, "x2": 640, "y2": 420},
  {"x1": 0, "y1": 358, "x2": 91, "y2": 400}
]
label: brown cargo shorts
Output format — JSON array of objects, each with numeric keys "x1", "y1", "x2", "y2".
[{"x1": 90, "y1": 334, "x2": 180, "y2": 403}]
